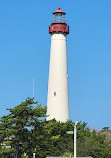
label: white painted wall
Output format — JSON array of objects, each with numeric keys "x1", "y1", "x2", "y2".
[{"x1": 47, "y1": 33, "x2": 69, "y2": 122}]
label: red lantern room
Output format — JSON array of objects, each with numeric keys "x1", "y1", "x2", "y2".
[{"x1": 49, "y1": 7, "x2": 69, "y2": 35}]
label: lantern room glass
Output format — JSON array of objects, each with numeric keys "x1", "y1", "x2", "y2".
[{"x1": 53, "y1": 13, "x2": 65, "y2": 23}]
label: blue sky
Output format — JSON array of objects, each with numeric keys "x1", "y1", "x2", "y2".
[{"x1": 0, "y1": 0, "x2": 111, "y2": 130}]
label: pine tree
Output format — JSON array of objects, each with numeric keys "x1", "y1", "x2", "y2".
[{"x1": 0, "y1": 98, "x2": 46, "y2": 158}]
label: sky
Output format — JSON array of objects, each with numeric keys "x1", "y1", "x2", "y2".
[{"x1": 0, "y1": 0, "x2": 111, "y2": 130}]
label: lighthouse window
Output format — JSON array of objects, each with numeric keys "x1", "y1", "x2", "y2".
[
  {"x1": 53, "y1": 13, "x2": 65, "y2": 23},
  {"x1": 54, "y1": 92, "x2": 56, "y2": 96}
]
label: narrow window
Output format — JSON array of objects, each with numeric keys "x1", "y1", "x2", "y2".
[{"x1": 54, "y1": 92, "x2": 56, "y2": 96}]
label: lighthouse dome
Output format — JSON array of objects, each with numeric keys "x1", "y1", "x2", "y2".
[{"x1": 53, "y1": 7, "x2": 66, "y2": 23}]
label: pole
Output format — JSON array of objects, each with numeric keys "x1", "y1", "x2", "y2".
[
  {"x1": 33, "y1": 78, "x2": 34, "y2": 99},
  {"x1": 74, "y1": 125, "x2": 76, "y2": 158},
  {"x1": 33, "y1": 153, "x2": 35, "y2": 158}
]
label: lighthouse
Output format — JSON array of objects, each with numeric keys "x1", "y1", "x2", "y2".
[{"x1": 47, "y1": 7, "x2": 69, "y2": 122}]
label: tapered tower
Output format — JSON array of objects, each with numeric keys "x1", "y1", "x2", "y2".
[{"x1": 47, "y1": 7, "x2": 69, "y2": 122}]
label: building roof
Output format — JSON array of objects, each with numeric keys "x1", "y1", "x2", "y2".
[{"x1": 53, "y1": 7, "x2": 66, "y2": 14}]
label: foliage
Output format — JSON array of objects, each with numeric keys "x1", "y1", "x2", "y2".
[
  {"x1": 45, "y1": 120, "x2": 111, "y2": 158},
  {"x1": 0, "y1": 98, "x2": 46, "y2": 158},
  {"x1": 0, "y1": 98, "x2": 111, "y2": 158},
  {"x1": 102, "y1": 127, "x2": 110, "y2": 131}
]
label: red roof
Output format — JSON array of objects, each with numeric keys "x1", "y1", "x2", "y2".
[{"x1": 53, "y1": 7, "x2": 66, "y2": 14}]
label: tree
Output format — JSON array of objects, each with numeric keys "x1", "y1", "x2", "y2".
[
  {"x1": 0, "y1": 98, "x2": 111, "y2": 158},
  {"x1": 0, "y1": 98, "x2": 46, "y2": 158},
  {"x1": 102, "y1": 127, "x2": 110, "y2": 131},
  {"x1": 77, "y1": 123, "x2": 111, "y2": 158},
  {"x1": 44, "y1": 120, "x2": 111, "y2": 158},
  {"x1": 44, "y1": 119, "x2": 74, "y2": 157}
]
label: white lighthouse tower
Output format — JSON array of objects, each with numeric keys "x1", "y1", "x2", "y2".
[{"x1": 47, "y1": 7, "x2": 69, "y2": 122}]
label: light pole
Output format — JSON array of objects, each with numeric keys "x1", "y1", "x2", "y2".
[
  {"x1": 67, "y1": 121, "x2": 78, "y2": 158},
  {"x1": 33, "y1": 153, "x2": 35, "y2": 158},
  {"x1": 74, "y1": 121, "x2": 78, "y2": 158}
]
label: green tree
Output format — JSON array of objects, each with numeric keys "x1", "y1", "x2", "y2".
[
  {"x1": 44, "y1": 120, "x2": 111, "y2": 158},
  {"x1": 0, "y1": 98, "x2": 46, "y2": 158},
  {"x1": 102, "y1": 127, "x2": 110, "y2": 131},
  {"x1": 44, "y1": 119, "x2": 74, "y2": 157},
  {"x1": 0, "y1": 99, "x2": 111, "y2": 158},
  {"x1": 77, "y1": 123, "x2": 111, "y2": 158}
]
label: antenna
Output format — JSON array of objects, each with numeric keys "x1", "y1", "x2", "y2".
[{"x1": 33, "y1": 78, "x2": 34, "y2": 99}]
